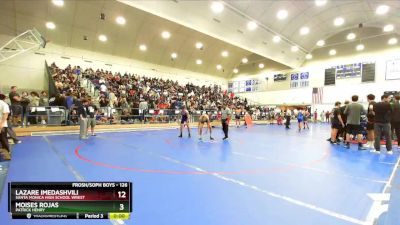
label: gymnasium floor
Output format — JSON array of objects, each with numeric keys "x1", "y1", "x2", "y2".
[{"x1": 0, "y1": 124, "x2": 399, "y2": 225}]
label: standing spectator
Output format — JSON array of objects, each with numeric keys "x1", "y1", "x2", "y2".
[
  {"x1": 139, "y1": 99, "x2": 148, "y2": 122},
  {"x1": 325, "y1": 111, "x2": 330, "y2": 123},
  {"x1": 330, "y1": 102, "x2": 345, "y2": 144},
  {"x1": 338, "y1": 100, "x2": 349, "y2": 142},
  {"x1": 221, "y1": 105, "x2": 231, "y2": 140},
  {"x1": 20, "y1": 91, "x2": 30, "y2": 127},
  {"x1": 8, "y1": 86, "x2": 22, "y2": 126},
  {"x1": 372, "y1": 95, "x2": 393, "y2": 154},
  {"x1": 39, "y1": 91, "x2": 48, "y2": 125},
  {"x1": 365, "y1": 94, "x2": 376, "y2": 149},
  {"x1": 65, "y1": 92, "x2": 74, "y2": 110},
  {"x1": 0, "y1": 94, "x2": 11, "y2": 160},
  {"x1": 343, "y1": 95, "x2": 366, "y2": 150},
  {"x1": 109, "y1": 91, "x2": 116, "y2": 107},
  {"x1": 77, "y1": 99, "x2": 89, "y2": 140},
  {"x1": 391, "y1": 95, "x2": 400, "y2": 148},
  {"x1": 313, "y1": 110, "x2": 318, "y2": 123},
  {"x1": 320, "y1": 110, "x2": 325, "y2": 123},
  {"x1": 4, "y1": 96, "x2": 21, "y2": 144}
]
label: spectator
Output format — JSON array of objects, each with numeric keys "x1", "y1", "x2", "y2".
[
  {"x1": 372, "y1": 95, "x2": 393, "y2": 154},
  {"x1": 28, "y1": 91, "x2": 40, "y2": 125},
  {"x1": 8, "y1": 86, "x2": 22, "y2": 126},
  {"x1": 0, "y1": 93, "x2": 11, "y2": 160},
  {"x1": 391, "y1": 95, "x2": 400, "y2": 149},
  {"x1": 39, "y1": 91, "x2": 49, "y2": 125},
  {"x1": 343, "y1": 95, "x2": 366, "y2": 150},
  {"x1": 39, "y1": 91, "x2": 49, "y2": 106},
  {"x1": 20, "y1": 91, "x2": 30, "y2": 127}
]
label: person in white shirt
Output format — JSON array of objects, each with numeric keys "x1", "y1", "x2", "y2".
[
  {"x1": 100, "y1": 84, "x2": 107, "y2": 94},
  {"x1": 0, "y1": 94, "x2": 11, "y2": 157}
]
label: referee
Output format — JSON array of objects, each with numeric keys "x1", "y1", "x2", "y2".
[
  {"x1": 78, "y1": 99, "x2": 90, "y2": 140},
  {"x1": 221, "y1": 105, "x2": 231, "y2": 140}
]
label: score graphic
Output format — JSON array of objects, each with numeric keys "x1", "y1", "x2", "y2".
[{"x1": 9, "y1": 182, "x2": 132, "y2": 220}]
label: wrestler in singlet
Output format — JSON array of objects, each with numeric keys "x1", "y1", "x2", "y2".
[
  {"x1": 178, "y1": 106, "x2": 191, "y2": 138},
  {"x1": 198, "y1": 113, "x2": 214, "y2": 140}
]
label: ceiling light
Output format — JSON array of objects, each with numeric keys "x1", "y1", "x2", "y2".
[
  {"x1": 233, "y1": 68, "x2": 239, "y2": 74},
  {"x1": 291, "y1": 46, "x2": 299, "y2": 52},
  {"x1": 116, "y1": 16, "x2": 126, "y2": 25},
  {"x1": 247, "y1": 21, "x2": 258, "y2": 30},
  {"x1": 221, "y1": 51, "x2": 229, "y2": 57},
  {"x1": 329, "y1": 49, "x2": 336, "y2": 56},
  {"x1": 46, "y1": 22, "x2": 56, "y2": 30},
  {"x1": 277, "y1": 10, "x2": 288, "y2": 20},
  {"x1": 195, "y1": 42, "x2": 203, "y2": 49},
  {"x1": 356, "y1": 44, "x2": 364, "y2": 51},
  {"x1": 52, "y1": 0, "x2": 64, "y2": 7},
  {"x1": 98, "y1": 34, "x2": 107, "y2": 42},
  {"x1": 376, "y1": 5, "x2": 389, "y2": 15},
  {"x1": 383, "y1": 24, "x2": 394, "y2": 32},
  {"x1": 210, "y1": 1, "x2": 224, "y2": 13},
  {"x1": 258, "y1": 63, "x2": 264, "y2": 69},
  {"x1": 161, "y1": 31, "x2": 171, "y2": 39},
  {"x1": 139, "y1": 44, "x2": 147, "y2": 51},
  {"x1": 272, "y1": 35, "x2": 281, "y2": 43},
  {"x1": 388, "y1": 38, "x2": 398, "y2": 45},
  {"x1": 334, "y1": 17, "x2": 345, "y2": 26},
  {"x1": 316, "y1": 40, "x2": 325, "y2": 46},
  {"x1": 299, "y1": 27, "x2": 310, "y2": 35},
  {"x1": 216, "y1": 64, "x2": 222, "y2": 70},
  {"x1": 346, "y1": 33, "x2": 356, "y2": 40},
  {"x1": 171, "y1": 52, "x2": 177, "y2": 59},
  {"x1": 241, "y1": 58, "x2": 248, "y2": 64},
  {"x1": 315, "y1": 0, "x2": 327, "y2": 6},
  {"x1": 305, "y1": 54, "x2": 313, "y2": 60},
  {"x1": 196, "y1": 59, "x2": 202, "y2": 65}
]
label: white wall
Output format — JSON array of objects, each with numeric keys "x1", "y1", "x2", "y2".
[
  {"x1": 233, "y1": 48, "x2": 400, "y2": 109},
  {"x1": 0, "y1": 34, "x2": 228, "y2": 93}
]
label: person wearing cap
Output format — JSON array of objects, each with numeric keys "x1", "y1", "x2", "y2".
[
  {"x1": 198, "y1": 112, "x2": 214, "y2": 141},
  {"x1": 0, "y1": 93, "x2": 11, "y2": 160}
]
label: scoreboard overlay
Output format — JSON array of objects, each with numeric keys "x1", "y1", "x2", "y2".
[{"x1": 8, "y1": 182, "x2": 132, "y2": 219}]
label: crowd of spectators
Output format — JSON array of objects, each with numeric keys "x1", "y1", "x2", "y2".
[
  {"x1": 49, "y1": 63, "x2": 252, "y2": 114},
  {"x1": 7, "y1": 86, "x2": 49, "y2": 126}
]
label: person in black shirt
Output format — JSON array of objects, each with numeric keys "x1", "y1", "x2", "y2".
[
  {"x1": 86, "y1": 99, "x2": 98, "y2": 136},
  {"x1": 284, "y1": 110, "x2": 291, "y2": 129},
  {"x1": 372, "y1": 95, "x2": 392, "y2": 154},
  {"x1": 391, "y1": 95, "x2": 400, "y2": 148},
  {"x1": 327, "y1": 100, "x2": 348, "y2": 142},
  {"x1": 330, "y1": 102, "x2": 345, "y2": 144},
  {"x1": 77, "y1": 99, "x2": 90, "y2": 140},
  {"x1": 8, "y1": 86, "x2": 22, "y2": 126},
  {"x1": 366, "y1": 94, "x2": 376, "y2": 148},
  {"x1": 339, "y1": 100, "x2": 349, "y2": 142}
]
